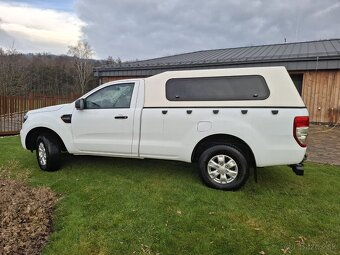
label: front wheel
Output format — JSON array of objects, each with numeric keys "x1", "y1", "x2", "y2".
[
  {"x1": 36, "y1": 134, "x2": 61, "y2": 171},
  {"x1": 198, "y1": 145, "x2": 250, "y2": 190}
]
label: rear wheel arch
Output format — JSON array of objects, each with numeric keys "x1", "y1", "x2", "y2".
[
  {"x1": 25, "y1": 127, "x2": 67, "y2": 152},
  {"x1": 191, "y1": 134, "x2": 256, "y2": 168}
]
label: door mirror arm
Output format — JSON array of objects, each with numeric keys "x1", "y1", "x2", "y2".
[{"x1": 75, "y1": 99, "x2": 85, "y2": 110}]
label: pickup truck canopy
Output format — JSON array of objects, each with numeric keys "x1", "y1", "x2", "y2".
[{"x1": 143, "y1": 66, "x2": 305, "y2": 108}]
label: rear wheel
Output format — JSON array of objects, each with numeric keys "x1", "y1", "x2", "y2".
[
  {"x1": 198, "y1": 145, "x2": 249, "y2": 190},
  {"x1": 36, "y1": 134, "x2": 61, "y2": 171}
]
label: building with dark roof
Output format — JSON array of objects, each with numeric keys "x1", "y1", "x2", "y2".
[{"x1": 94, "y1": 39, "x2": 340, "y2": 123}]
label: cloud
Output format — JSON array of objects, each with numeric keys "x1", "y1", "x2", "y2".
[
  {"x1": 75, "y1": 0, "x2": 340, "y2": 60},
  {"x1": 0, "y1": 1, "x2": 84, "y2": 54},
  {"x1": 0, "y1": 0, "x2": 339, "y2": 59},
  {"x1": 313, "y1": 1, "x2": 340, "y2": 17}
]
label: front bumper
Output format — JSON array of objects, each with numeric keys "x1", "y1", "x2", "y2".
[{"x1": 20, "y1": 130, "x2": 26, "y2": 149}]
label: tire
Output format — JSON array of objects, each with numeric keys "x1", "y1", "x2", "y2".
[
  {"x1": 198, "y1": 145, "x2": 250, "y2": 190},
  {"x1": 36, "y1": 133, "x2": 61, "y2": 171}
]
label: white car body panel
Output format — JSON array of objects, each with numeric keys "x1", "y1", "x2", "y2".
[
  {"x1": 71, "y1": 80, "x2": 141, "y2": 156},
  {"x1": 20, "y1": 103, "x2": 76, "y2": 152},
  {"x1": 140, "y1": 108, "x2": 307, "y2": 166}
]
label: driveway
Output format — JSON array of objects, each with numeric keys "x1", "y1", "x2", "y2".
[{"x1": 307, "y1": 124, "x2": 340, "y2": 165}]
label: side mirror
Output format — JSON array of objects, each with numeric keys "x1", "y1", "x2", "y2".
[{"x1": 75, "y1": 99, "x2": 85, "y2": 110}]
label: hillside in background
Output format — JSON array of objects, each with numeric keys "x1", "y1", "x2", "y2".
[{"x1": 0, "y1": 50, "x2": 106, "y2": 96}]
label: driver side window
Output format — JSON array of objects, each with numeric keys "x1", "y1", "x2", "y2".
[{"x1": 85, "y1": 83, "x2": 134, "y2": 109}]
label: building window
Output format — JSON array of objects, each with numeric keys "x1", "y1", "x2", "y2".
[
  {"x1": 166, "y1": 75, "x2": 270, "y2": 101},
  {"x1": 290, "y1": 74, "x2": 303, "y2": 95}
]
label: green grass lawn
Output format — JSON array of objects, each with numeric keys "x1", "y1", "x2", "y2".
[{"x1": 0, "y1": 136, "x2": 339, "y2": 255}]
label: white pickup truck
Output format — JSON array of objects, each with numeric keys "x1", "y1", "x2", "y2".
[{"x1": 20, "y1": 67, "x2": 309, "y2": 190}]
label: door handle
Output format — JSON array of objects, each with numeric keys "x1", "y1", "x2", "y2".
[{"x1": 114, "y1": 115, "x2": 128, "y2": 119}]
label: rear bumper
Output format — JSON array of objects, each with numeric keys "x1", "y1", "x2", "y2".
[{"x1": 290, "y1": 153, "x2": 307, "y2": 176}]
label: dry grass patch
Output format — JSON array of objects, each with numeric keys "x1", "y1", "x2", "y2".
[{"x1": 0, "y1": 162, "x2": 58, "y2": 255}]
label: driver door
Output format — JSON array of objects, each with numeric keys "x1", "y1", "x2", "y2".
[{"x1": 72, "y1": 82, "x2": 138, "y2": 155}]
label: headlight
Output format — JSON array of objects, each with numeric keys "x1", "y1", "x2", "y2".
[{"x1": 23, "y1": 113, "x2": 28, "y2": 123}]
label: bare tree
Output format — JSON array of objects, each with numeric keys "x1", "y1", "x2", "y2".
[
  {"x1": 6, "y1": 41, "x2": 19, "y2": 55},
  {"x1": 106, "y1": 56, "x2": 114, "y2": 65},
  {"x1": 68, "y1": 40, "x2": 94, "y2": 94},
  {"x1": 0, "y1": 43, "x2": 29, "y2": 96},
  {"x1": 105, "y1": 56, "x2": 122, "y2": 66}
]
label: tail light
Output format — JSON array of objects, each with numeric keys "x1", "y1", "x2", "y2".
[{"x1": 293, "y1": 116, "x2": 309, "y2": 147}]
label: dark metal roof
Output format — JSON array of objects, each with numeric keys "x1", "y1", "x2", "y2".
[{"x1": 95, "y1": 39, "x2": 340, "y2": 77}]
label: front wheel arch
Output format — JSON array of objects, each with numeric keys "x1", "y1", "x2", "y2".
[
  {"x1": 26, "y1": 127, "x2": 67, "y2": 152},
  {"x1": 36, "y1": 133, "x2": 61, "y2": 171}
]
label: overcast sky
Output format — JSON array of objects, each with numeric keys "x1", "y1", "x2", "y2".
[{"x1": 0, "y1": 0, "x2": 339, "y2": 60}]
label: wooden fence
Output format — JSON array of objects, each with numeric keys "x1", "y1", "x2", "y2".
[{"x1": 0, "y1": 94, "x2": 79, "y2": 136}]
